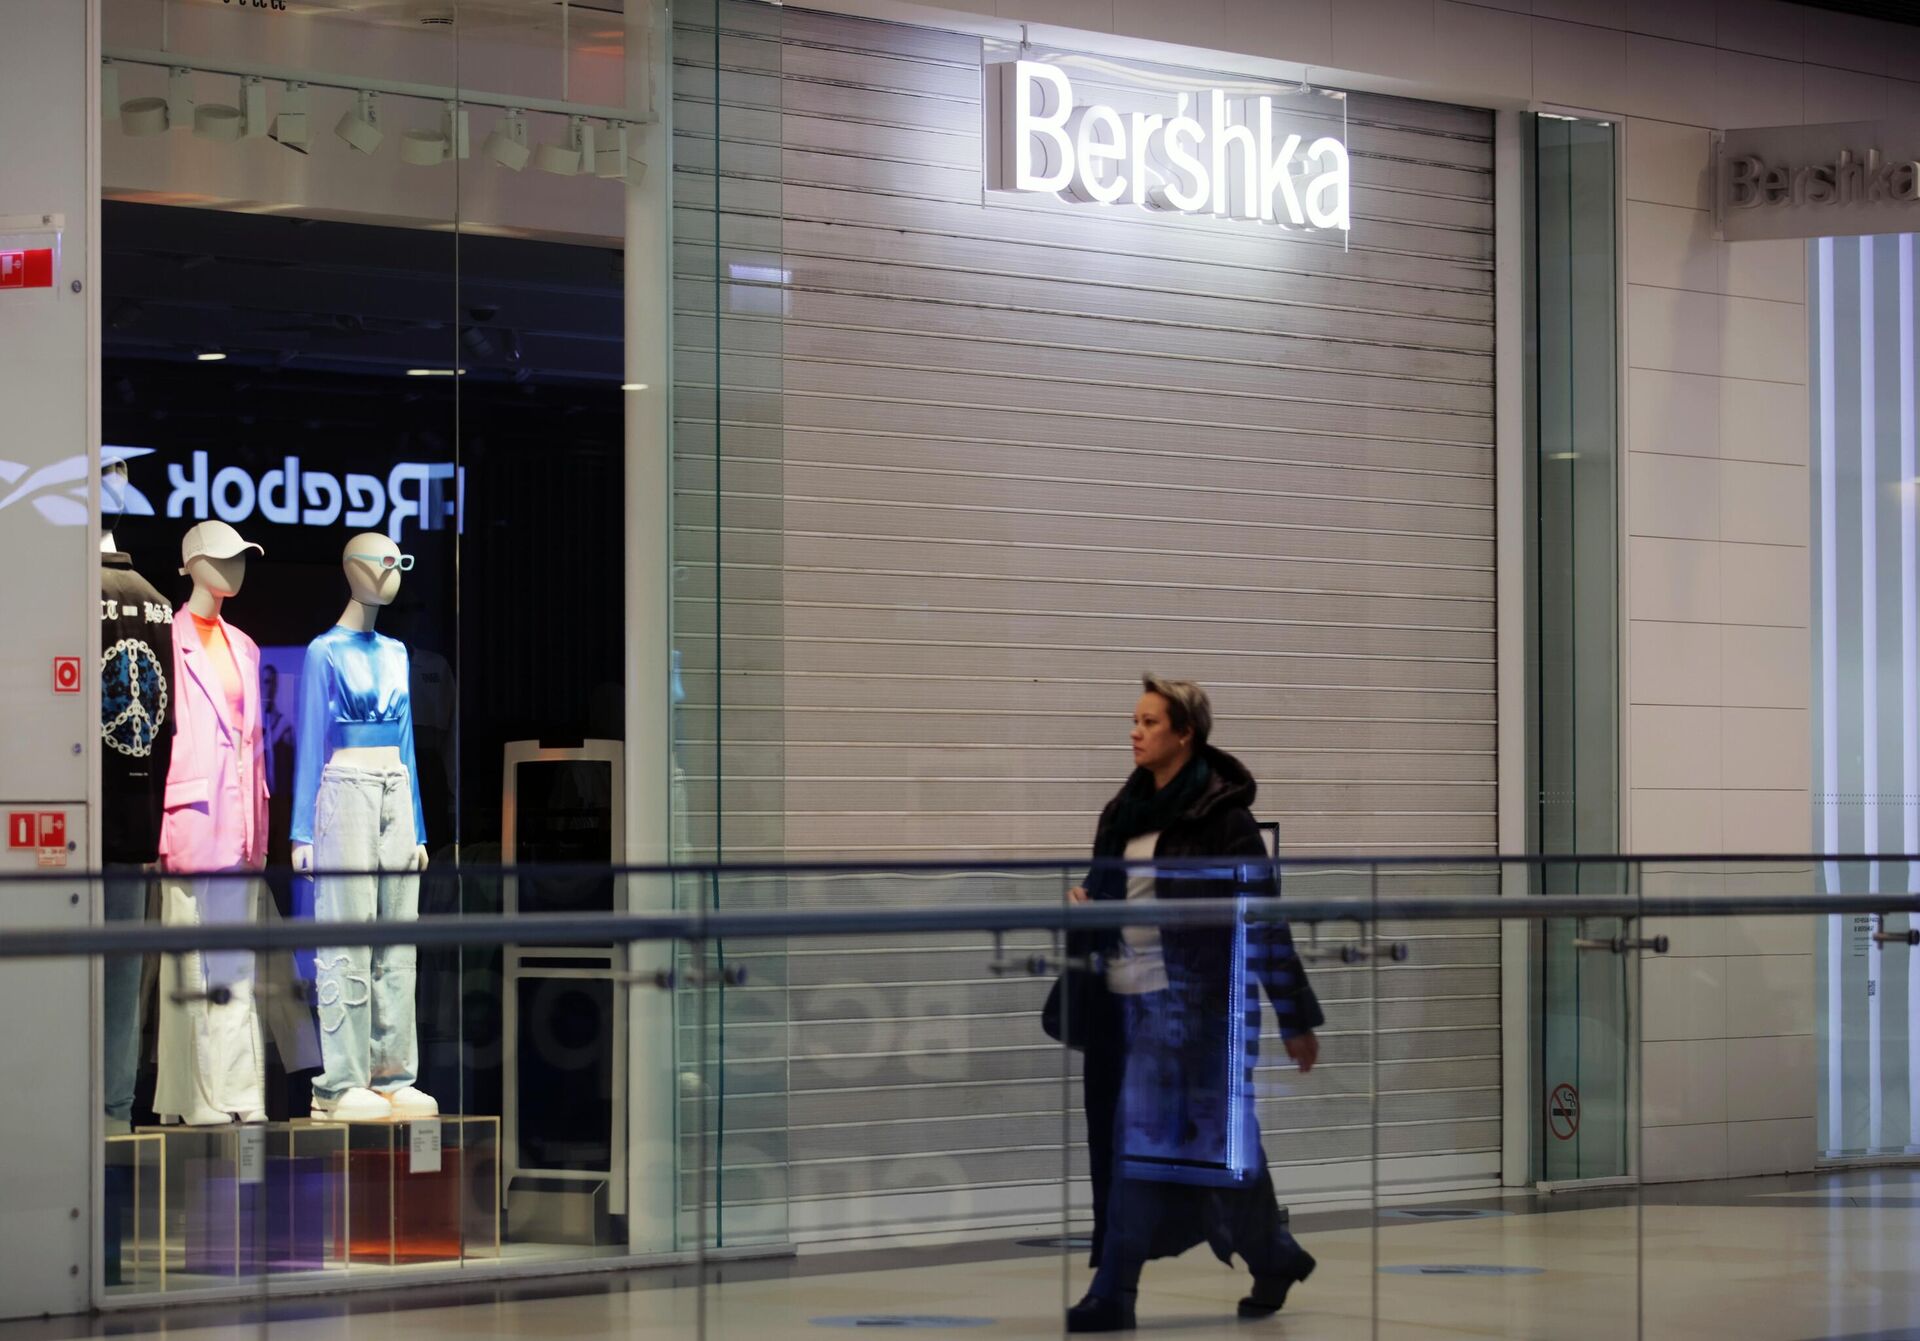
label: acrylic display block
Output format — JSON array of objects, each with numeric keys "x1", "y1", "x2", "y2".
[
  {"x1": 322, "y1": 1115, "x2": 501, "y2": 1267},
  {"x1": 104, "y1": 1132, "x2": 165, "y2": 1291},
  {"x1": 141, "y1": 1122, "x2": 350, "y2": 1281}
]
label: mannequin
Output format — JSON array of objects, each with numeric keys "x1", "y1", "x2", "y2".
[
  {"x1": 155, "y1": 521, "x2": 270, "y2": 1127},
  {"x1": 100, "y1": 457, "x2": 173, "y2": 1135},
  {"x1": 292, "y1": 532, "x2": 435, "y2": 1122}
]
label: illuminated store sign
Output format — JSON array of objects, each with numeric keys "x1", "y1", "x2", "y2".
[
  {"x1": 985, "y1": 59, "x2": 1349, "y2": 231},
  {"x1": 1718, "y1": 118, "x2": 1920, "y2": 242},
  {"x1": 165, "y1": 450, "x2": 464, "y2": 542},
  {"x1": 0, "y1": 447, "x2": 463, "y2": 541}
]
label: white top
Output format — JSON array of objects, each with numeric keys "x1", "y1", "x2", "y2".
[{"x1": 1105, "y1": 830, "x2": 1169, "y2": 996}]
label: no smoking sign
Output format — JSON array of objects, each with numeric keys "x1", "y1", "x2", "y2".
[{"x1": 1548, "y1": 1083, "x2": 1580, "y2": 1141}]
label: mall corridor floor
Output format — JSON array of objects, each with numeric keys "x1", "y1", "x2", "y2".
[{"x1": 10, "y1": 1170, "x2": 1920, "y2": 1341}]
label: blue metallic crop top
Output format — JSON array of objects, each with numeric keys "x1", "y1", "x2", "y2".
[{"x1": 289, "y1": 624, "x2": 425, "y2": 847}]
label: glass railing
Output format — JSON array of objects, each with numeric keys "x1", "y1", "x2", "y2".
[{"x1": 5, "y1": 854, "x2": 1917, "y2": 1339}]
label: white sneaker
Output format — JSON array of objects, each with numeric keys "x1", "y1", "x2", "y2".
[
  {"x1": 382, "y1": 1086, "x2": 439, "y2": 1119},
  {"x1": 311, "y1": 1087, "x2": 392, "y2": 1121}
]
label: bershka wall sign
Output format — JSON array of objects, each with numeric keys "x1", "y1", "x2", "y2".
[
  {"x1": 984, "y1": 60, "x2": 1350, "y2": 231},
  {"x1": 1718, "y1": 119, "x2": 1920, "y2": 241}
]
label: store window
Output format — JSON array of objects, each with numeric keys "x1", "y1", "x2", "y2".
[{"x1": 94, "y1": 0, "x2": 664, "y2": 1295}]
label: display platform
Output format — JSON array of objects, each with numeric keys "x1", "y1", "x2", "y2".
[
  {"x1": 104, "y1": 1131, "x2": 165, "y2": 1290},
  {"x1": 109, "y1": 1116, "x2": 500, "y2": 1289},
  {"x1": 123, "y1": 1121, "x2": 350, "y2": 1282},
  {"x1": 293, "y1": 1114, "x2": 501, "y2": 1266}
]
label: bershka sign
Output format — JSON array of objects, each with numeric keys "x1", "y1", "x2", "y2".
[
  {"x1": 1718, "y1": 118, "x2": 1920, "y2": 241},
  {"x1": 1727, "y1": 149, "x2": 1920, "y2": 207},
  {"x1": 984, "y1": 60, "x2": 1350, "y2": 231}
]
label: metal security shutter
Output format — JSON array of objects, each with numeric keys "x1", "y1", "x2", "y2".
[{"x1": 672, "y1": 0, "x2": 1498, "y2": 1240}]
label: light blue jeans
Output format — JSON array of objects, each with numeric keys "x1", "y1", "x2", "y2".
[{"x1": 312, "y1": 762, "x2": 420, "y2": 1101}]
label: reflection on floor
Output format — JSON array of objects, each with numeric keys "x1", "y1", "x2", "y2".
[{"x1": 16, "y1": 1170, "x2": 1920, "y2": 1341}]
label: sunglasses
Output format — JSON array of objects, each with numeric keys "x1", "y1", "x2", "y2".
[{"x1": 349, "y1": 552, "x2": 416, "y2": 572}]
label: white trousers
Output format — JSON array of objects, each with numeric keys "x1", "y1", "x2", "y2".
[{"x1": 153, "y1": 876, "x2": 265, "y2": 1124}]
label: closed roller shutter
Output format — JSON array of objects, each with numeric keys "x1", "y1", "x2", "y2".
[{"x1": 672, "y1": 0, "x2": 1499, "y2": 1241}]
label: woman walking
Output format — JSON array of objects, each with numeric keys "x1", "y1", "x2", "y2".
[{"x1": 1066, "y1": 675, "x2": 1324, "y2": 1333}]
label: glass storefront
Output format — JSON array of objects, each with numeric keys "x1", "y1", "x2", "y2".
[
  {"x1": 85, "y1": 0, "x2": 1508, "y2": 1303},
  {"x1": 95, "y1": 0, "x2": 665, "y2": 1291},
  {"x1": 1523, "y1": 113, "x2": 1630, "y2": 1185}
]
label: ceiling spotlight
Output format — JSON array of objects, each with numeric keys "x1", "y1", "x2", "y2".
[
  {"x1": 334, "y1": 89, "x2": 383, "y2": 155},
  {"x1": 484, "y1": 110, "x2": 530, "y2": 171},
  {"x1": 197, "y1": 351, "x2": 227, "y2": 363},
  {"x1": 595, "y1": 122, "x2": 632, "y2": 179},
  {"x1": 166, "y1": 66, "x2": 194, "y2": 127},
  {"x1": 121, "y1": 66, "x2": 194, "y2": 137},
  {"x1": 121, "y1": 96, "x2": 169, "y2": 137},
  {"x1": 194, "y1": 101, "x2": 242, "y2": 141},
  {"x1": 401, "y1": 102, "x2": 468, "y2": 166},
  {"x1": 400, "y1": 129, "x2": 446, "y2": 166},
  {"x1": 242, "y1": 78, "x2": 267, "y2": 138},
  {"x1": 270, "y1": 83, "x2": 309, "y2": 154},
  {"x1": 535, "y1": 115, "x2": 594, "y2": 176}
]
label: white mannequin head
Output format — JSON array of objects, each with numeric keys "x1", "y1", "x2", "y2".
[
  {"x1": 187, "y1": 553, "x2": 249, "y2": 600},
  {"x1": 343, "y1": 532, "x2": 406, "y2": 607},
  {"x1": 179, "y1": 520, "x2": 263, "y2": 619}
]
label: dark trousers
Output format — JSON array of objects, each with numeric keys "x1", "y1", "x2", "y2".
[
  {"x1": 1089, "y1": 1164, "x2": 1303, "y2": 1299},
  {"x1": 1083, "y1": 1027, "x2": 1124, "y2": 1268},
  {"x1": 1085, "y1": 990, "x2": 1303, "y2": 1299}
]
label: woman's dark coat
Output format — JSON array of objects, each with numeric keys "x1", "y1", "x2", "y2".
[{"x1": 1077, "y1": 744, "x2": 1325, "y2": 1267}]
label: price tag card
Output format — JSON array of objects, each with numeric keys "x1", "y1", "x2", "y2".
[
  {"x1": 238, "y1": 1127, "x2": 266, "y2": 1186},
  {"x1": 410, "y1": 1118, "x2": 443, "y2": 1174}
]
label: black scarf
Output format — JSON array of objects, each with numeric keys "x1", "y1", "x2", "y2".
[{"x1": 1092, "y1": 753, "x2": 1212, "y2": 880}]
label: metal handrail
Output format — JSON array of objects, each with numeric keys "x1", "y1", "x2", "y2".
[
  {"x1": 3, "y1": 889, "x2": 1917, "y2": 960},
  {"x1": 0, "y1": 851, "x2": 1905, "y2": 883}
]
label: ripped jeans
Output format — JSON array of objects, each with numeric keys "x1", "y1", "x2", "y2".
[{"x1": 312, "y1": 762, "x2": 420, "y2": 1101}]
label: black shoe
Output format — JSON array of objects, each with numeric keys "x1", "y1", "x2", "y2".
[
  {"x1": 1067, "y1": 1292, "x2": 1137, "y2": 1333},
  {"x1": 1238, "y1": 1249, "x2": 1316, "y2": 1318}
]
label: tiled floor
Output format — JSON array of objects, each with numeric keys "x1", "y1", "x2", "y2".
[{"x1": 17, "y1": 1171, "x2": 1920, "y2": 1341}]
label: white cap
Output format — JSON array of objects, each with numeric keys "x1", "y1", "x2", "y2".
[{"x1": 179, "y1": 520, "x2": 264, "y2": 575}]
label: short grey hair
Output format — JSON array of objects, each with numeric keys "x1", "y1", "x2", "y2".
[{"x1": 1141, "y1": 673, "x2": 1212, "y2": 747}]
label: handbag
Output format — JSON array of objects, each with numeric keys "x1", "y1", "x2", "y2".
[{"x1": 1041, "y1": 963, "x2": 1107, "y2": 1050}]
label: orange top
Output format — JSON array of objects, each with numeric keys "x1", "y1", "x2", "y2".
[{"x1": 191, "y1": 612, "x2": 247, "y2": 724}]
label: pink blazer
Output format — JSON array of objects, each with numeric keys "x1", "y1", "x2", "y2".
[{"x1": 158, "y1": 608, "x2": 268, "y2": 873}]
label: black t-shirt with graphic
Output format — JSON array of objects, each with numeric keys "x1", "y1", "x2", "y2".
[{"x1": 101, "y1": 552, "x2": 174, "y2": 864}]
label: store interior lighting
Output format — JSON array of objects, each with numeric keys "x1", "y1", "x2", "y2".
[
  {"x1": 400, "y1": 101, "x2": 468, "y2": 166},
  {"x1": 103, "y1": 56, "x2": 642, "y2": 189},
  {"x1": 118, "y1": 67, "x2": 193, "y2": 137},
  {"x1": 193, "y1": 97, "x2": 243, "y2": 142},
  {"x1": 334, "y1": 89, "x2": 383, "y2": 155},
  {"x1": 595, "y1": 122, "x2": 630, "y2": 180},
  {"x1": 533, "y1": 115, "x2": 592, "y2": 176},
  {"x1": 120, "y1": 96, "x2": 169, "y2": 137},
  {"x1": 484, "y1": 110, "x2": 531, "y2": 171},
  {"x1": 166, "y1": 66, "x2": 194, "y2": 128},
  {"x1": 242, "y1": 78, "x2": 268, "y2": 139},
  {"x1": 270, "y1": 83, "x2": 309, "y2": 154}
]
